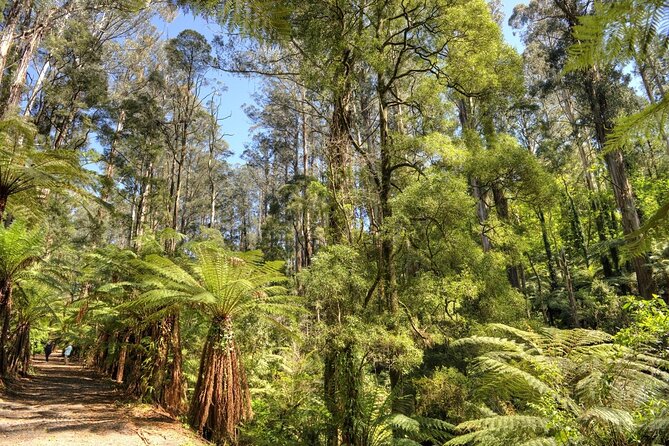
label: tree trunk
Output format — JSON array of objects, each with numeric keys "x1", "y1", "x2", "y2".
[
  {"x1": 637, "y1": 60, "x2": 669, "y2": 154},
  {"x1": 324, "y1": 46, "x2": 356, "y2": 446},
  {"x1": 470, "y1": 177, "x2": 491, "y2": 252},
  {"x1": 603, "y1": 149, "x2": 655, "y2": 298},
  {"x1": 209, "y1": 180, "x2": 216, "y2": 228},
  {"x1": 115, "y1": 332, "x2": 130, "y2": 383},
  {"x1": 585, "y1": 69, "x2": 656, "y2": 298},
  {"x1": 324, "y1": 341, "x2": 361, "y2": 446},
  {"x1": 559, "y1": 249, "x2": 579, "y2": 328},
  {"x1": 170, "y1": 151, "x2": 184, "y2": 252},
  {"x1": 0, "y1": 0, "x2": 28, "y2": 90},
  {"x1": 459, "y1": 99, "x2": 492, "y2": 253},
  {"x1": 163, "y1": 312, "x2": 185, "y2": 414},
  {"x1": 0, "y1": 192, "x2": 9, "y2": 223},
  {"x1": 492, "y1": 183, "x2": 522, "y2": 289},
  {"x1": 53, "y1": 92, "x2": 80, "y2": 149},
  {"x1": 537, "y1": 209, "x2": 558, "y2": 291},
  {"x1": 134, "y1": 161, "x2": 153, "y2": 242},
  {"x1": 9, "y1": 322, "x2": 30, "y2": 375},
  {"x1": 562, "y1": 180, "x2": 589, "y2": 267},
  {"x1": 327, "y1": 50, "x2": 354, "y2": 245},
  {"x1": 0, "y1": 281, "x2": 12, "y2": 376},
  {"x1": 24, "y1": 58, "x2": 50, "y2": 117},
  {"x1": 377, "y1": 83, "x2": 398, "y2": 314},
  {"x1": 301, "y1": 87, "x2": 312, "y2": 267},
  {"x1": 564, "y1": 103, "x2": 616, "y2": 277},
  {"x1": 190, "y1": 315, "x2": 251, "y2": 444},
  {"x1": 5, "y1": 11, "x2": 52, "y2": 113},
  {"x1": 151, "y1": 312, "x2": 185, "y2": 415}
]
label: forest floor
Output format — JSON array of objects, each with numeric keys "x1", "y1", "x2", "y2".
[{"x1": 0, "y1": 355, "x2": 209, "y2": 445}]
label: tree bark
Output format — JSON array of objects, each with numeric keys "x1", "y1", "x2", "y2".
[
  {"x1": 537, "y1": 209, "x2": 558, "y2": 291},
  {"x1": 134, "y1": 162, "x2": 152, "y2": 242},
  {"x1": 115, "y1": 332, "x2": 130, "y2": 383},
  {"x1": 8, "y1": 321, "x2": 29, "y2": 375},
  {"x1": 557, "y1": 0, "x2": 659, "y2": 298},
  {"x1": 377, "y1": 80, "x2": 398, "y2": 314},
  {"x1": 5, "y1": 10, "x2": 53, "y2": 113},
  {"x1": 327, "y1": 50, "x2": 354, "y2": 245},
  {"x1": 0, "y1": 0, "x2": 29, "y2": 90},
  {"x1": 190, "y1": 315, "x2": 251, "y2": 444},
  {"x1": 559, "y1": 248, "x2": 580, "y2": 328},
  {"x1": 162, "y1": 312, "x2": 185, "y2": 415},
  {"x1": 603, "y1": 148, "x2": 655, "y2": 298},
  {"x1": 24, "y1": 58, "x2": 50, "y2": 117},
  {"x1": 301, "y1": 87, "x2": 312, "y2": 267},
  {"x1": 0, "y1": 281, "x2": 13, "y2": 376},
  {"x1": 492, "y1": 183, "x2": 523, "y2": 289}
]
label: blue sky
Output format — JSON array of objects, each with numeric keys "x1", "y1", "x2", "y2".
[{"x1": 158, "y1": 1, "x2": 524, "y2": 164}]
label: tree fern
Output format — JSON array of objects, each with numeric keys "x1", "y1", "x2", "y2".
[
  {"x1": 446, "y1": 415, "x2": 550, "y2": 446},
  {"x1": 579, "y1": 406, "x2": 635, "y2": 430},
  {"x1": 0, "y1": 114, "x2": 88, "y2": 222},
  {"x1": 643, "y1": 410, "x2": 669, "y2": 443},
  {"x1": 132, "y1": 242, "x2": 296, "y2": 444},
  {"x1": 0, "y1": 219, "x2": 44, "y2": 375},
  {"x1": 516, "y1": 439, "x2": 558, "y2": 446},
  {"x1": 447, "y1": 324, "x2": 669, "y2": 445}
]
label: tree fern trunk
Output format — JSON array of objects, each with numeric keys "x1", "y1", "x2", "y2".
[
  {"x1": 8, "y1": 322, "x2": 29, "y2": 375},
  {"x1": 0, "y1": 192, "x2": 9, "y2": 223},
  {"x1": 190, "y1": 316, "x2": 251, "y2": 444},
  {"x1": 162, "y1": 312, "x2": 185, "y2": 414},
  {"x1": 148, "y1": 313, "x2": 185, "y2": 415},
  {"x1": 151, "y1": 319, "x2": 169, "y2": 402},
  {"x1": 0, "y1": 281, "x2": 13, "y2": 376},
  {"x1": 115, "y1": 332, "x2": 130, "y2": 383}
]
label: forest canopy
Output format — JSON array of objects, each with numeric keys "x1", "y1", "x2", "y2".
[{"x1": 0, "y1": 0, "x2": 668, "y2": 445}]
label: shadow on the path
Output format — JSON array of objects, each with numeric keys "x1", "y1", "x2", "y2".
[
  {"x1": 4, "y1": 357, "x2": 127, "y2": 405},
  {"x1": 0, "y1": 357, "x2": 138, "y2": 438},
  {"x1": 0, "y1": 356, "x2": 207, "y2": 445}
]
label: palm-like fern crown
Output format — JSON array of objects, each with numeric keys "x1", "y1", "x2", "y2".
[
  {"x1": 446, "y1": 324, "x2": 669, "y2": 445},
  {"x1": 14, "y1": 277, "x2": 61, "y2": 324},
  {"x1": 0, "y1": 220, "x2": 44, "y2": 283},
  {"x1": 134, "y1": 243, "x2": 290, "y2": 319},
  {"x1": 0, "y1": 115, "x2": 88, "y2": 219}
]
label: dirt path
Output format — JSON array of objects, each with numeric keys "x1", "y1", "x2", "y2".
[{"x1": 0, "y1": 356, "x2": 209, "y2": 446}]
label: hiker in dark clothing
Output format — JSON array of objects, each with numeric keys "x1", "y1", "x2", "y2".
[{"x1": 44, "y1": 342, "x2": 53, "y2": 362}]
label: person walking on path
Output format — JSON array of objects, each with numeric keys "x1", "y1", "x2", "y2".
[
  {"x1": 44, "y1": 342, "x2": 53, "y2": 362},
  {"x1": 63, "y1": 344, "x2": 73, "y2": 365}
]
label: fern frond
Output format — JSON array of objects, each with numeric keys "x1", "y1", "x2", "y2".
[
  {"x1": 471, "y1": 356, "x2": 554, "y2": 401},
  {"x1": 539, "y1": 327, "x2": 612, "y2": 356},
  {"x1": 487, "y1": 323, "x2": 544, "y2": 352},
  {"x1": 606, "y1": 95, "x2": 669, "y2": 151},
  {"x1": 517, "y1": 438, "x2": 558, "y2": 446},
  {"x1": 579, "y1": 406, "x2": 634, "y2": 430},
  {"x1": 457, "y1": 415, "x2": 548, "y2": 433},
  {"x1": 451, "y1": 336, "x2": 525, "y2": 353},
  {"x1": 446, "y1": 415, "x2": 549, "y2": 445},
  {"x1": 387, "y1": 413, "x2": 420, "y2": 433},
  {"x1": 643, "y1": 414, "x2": 669, "y2": 442}
]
